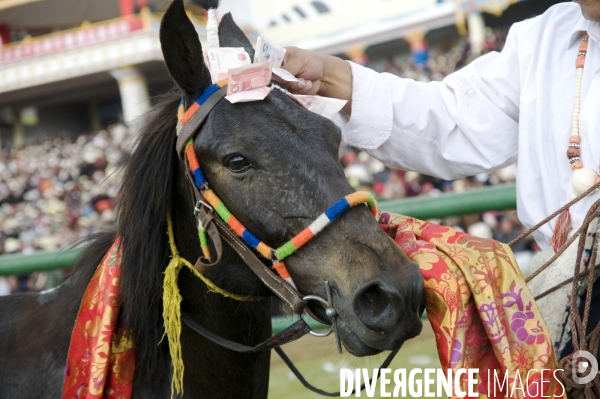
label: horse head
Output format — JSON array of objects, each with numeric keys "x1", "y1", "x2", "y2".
[{"x1": 158, "y1": 0, "x2": 424, "y2": 357}]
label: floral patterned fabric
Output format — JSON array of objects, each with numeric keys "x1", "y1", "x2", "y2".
[
  {"x1": 62, "y1": 239, "x2": 135, "y2": 399},
  {"x1": 62, "y1": 213, "x2": 564, "y2": 398},
  {"x1": 379, "y1": 212, "x2": 563, "y2": 398}
]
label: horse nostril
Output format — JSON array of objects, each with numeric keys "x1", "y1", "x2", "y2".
[{"x1": 353, "y1": 283, "x2": 396, "y2": 333}]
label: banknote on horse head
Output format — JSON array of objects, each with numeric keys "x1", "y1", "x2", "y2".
[{"x1": 0, "y1": 0, "x2": 424, "y2": 397}]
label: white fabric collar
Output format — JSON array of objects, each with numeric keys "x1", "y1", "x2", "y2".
[{"x1": 568, "y1": 13, "x2": 600, "y2": 49}]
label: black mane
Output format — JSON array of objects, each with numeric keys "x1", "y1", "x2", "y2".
[{"x1": 116, "y1": 90, "x2": 181, "y2": 391}]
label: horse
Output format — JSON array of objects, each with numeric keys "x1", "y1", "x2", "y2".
[{"x1": 0, "y1": 0, "x2": 424, "y2": 397}]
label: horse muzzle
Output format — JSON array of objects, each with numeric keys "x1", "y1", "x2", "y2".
[{"x1": 308, "y1": 269, "x2": 425, "y2": 357}]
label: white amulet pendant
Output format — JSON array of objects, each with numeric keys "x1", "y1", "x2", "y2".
[{"x1": 571, "y1": 168, "x2": 598, "y2": 196}]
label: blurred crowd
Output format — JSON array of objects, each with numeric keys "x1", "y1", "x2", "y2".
[
  {"x1": 341, "y1": 25, "x2": 536, "y2": 265},
  {"x1": 0, "y1": 26, "x2": 535, "y2": 295},
  {"x1": 370, "y1": 26, "x2": 510, "y2": 81},
  {"x1": 0, "y1": 124, "x2": 134, "y2": 294}
]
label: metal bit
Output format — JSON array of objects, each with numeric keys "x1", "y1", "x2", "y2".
[
  {"x1": 302, "y1": 281, "x2": 343, "y2": 354},
  {"x1": 324, "y1": 281, "x2": 342, "y2": 354}
]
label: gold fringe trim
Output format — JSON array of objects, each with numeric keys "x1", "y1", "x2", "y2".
[{"x1": 162, "y1": 212, "x2": 262, "y2": 399}]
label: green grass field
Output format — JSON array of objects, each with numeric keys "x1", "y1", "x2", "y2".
[{"x1": 268, "y1": 320, "x2": 443, "y2": 398}]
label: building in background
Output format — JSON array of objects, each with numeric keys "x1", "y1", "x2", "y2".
[
  {"x1": 0, "y1": 0, "x2": 565, "y2": 148},
  {"x1": 0, "y1": 0, "x2": 210, "y2": 147}
]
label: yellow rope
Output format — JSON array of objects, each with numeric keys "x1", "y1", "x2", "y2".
[{"x1": 162, "y1": 212, "x2": 262, "y2": 399}]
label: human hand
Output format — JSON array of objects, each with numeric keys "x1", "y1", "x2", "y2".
[
  {"x1": 282, "y1": 47, "x2": 353, "y2": 113},
  {"x1": 281, "y1": 46, "x2": 324, "y2": 95}
]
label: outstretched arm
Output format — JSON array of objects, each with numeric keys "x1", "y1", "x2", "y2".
[
  {"x1": 282, "y1": 49, "x2": 353, "y2": 114},
  {"x1": 282, "y1": 27, "x2": 522, "y2": 180}
]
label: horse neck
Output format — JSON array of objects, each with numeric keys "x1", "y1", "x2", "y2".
[{"x1": 167, "y1": 203, "x2": 273, "y2": 398}]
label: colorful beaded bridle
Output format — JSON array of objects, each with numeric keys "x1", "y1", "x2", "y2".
[
  {"x1": 170, "y1": 78, "x2": 401, "y2": 397},
  {"x1": 177, "y1": 79, "x2": 378, "y2": 291}
]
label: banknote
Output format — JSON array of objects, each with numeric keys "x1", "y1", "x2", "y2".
[
  {"x1": 203, "y1": 50, "x2": 210, "y2": 70},
  {"x1": 227, "y1": 60, "x2": 273, "y2": 96},
  {"x1": 272, "y1": 67, "x2": 299, "y2": 83},
  {"x1": 254, "y1": 36, "x2": 286, "y2": 68},
  {"x1": 205, "y1": 48, "x2": 251, "y2": 83},
  {"x1": 289, "y1": 94, "x2": 347, "y2": 119},
  {"x1": 226, "y1": 86, "x2": 274, "y2": 103}
]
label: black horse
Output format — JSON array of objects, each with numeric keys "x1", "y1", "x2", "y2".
[{"x1": 0, "y1": 1, "x2": 424, "y2": 397}]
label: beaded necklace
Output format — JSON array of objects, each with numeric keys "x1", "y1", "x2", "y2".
[{"x1": 552, "y1": 33, "x2": 598, "y2": 251}]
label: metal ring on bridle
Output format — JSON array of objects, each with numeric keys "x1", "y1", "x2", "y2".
[
  {"x1": 302, "y1": 281, "x2": 342, "y2": 353},
  {"x1": 194, "y1": 200, "x2": 214, "y2": 229},
  {"x1": 302, "y1": 294, "x2": 336, "y2": 337},
  {"x1": 194, "y1": 200, "x2": 214, "y2": 215}
]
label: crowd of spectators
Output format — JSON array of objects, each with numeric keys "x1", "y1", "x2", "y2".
[
  {"x1": 0, "y1": 26, "x2": 535, "y2": 295},
  {"x1": 370, "y1": 26, "x2": 510, "y2": 81},
  {"x1": 0, "y1": 124, "x2": 134, "y2": 294},
  {"x1": 341, "y1": 25, "x2": 536, "y2": 265}
]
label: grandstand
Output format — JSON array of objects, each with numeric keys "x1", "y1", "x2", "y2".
[
  {"x1": 0, "y1": 0, "x2": 568, "y2": 279},
  {"x1": 0, "y1": 0, "x2": 212, "y2": 148}
]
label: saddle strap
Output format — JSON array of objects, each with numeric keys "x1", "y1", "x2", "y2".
[{"x1": 181, "y1": 311, "x2": 311, "y2": 352}]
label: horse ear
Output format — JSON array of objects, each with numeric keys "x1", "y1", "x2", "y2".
[
  {"x1": 160, "y1": 0, "x2": 212, "y2": 105},
  {"x1": 218, "y1": 13, "x2": 255, "y2": 62}
]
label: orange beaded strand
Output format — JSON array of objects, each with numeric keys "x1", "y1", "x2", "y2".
[
  {"x1": 552, "y1": 33, "x2": 597, "y2": 252},
  {"x1": 567, "y1": 34, "x2": 595, "y2": 177}
]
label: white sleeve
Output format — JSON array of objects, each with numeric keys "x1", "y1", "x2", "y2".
[{"x1": 337, "y1": 26, "x2": 521, "y2": 180}]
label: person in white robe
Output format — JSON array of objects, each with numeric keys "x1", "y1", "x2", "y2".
[{"x1": 282, "y1": 0, "x2": 600, "y2": 358}]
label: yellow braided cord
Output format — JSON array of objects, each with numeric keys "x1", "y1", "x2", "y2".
[
  {"x1": 162, "y1": 213, "x2": 262, "y2": 399},
  {"x1": 162, "y1": 255, "x2": 184, "y2": 399}
]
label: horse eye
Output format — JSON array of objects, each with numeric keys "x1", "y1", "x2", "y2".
[{"x1": 226, "y1": 155, "x2": 251, "y2": 173}]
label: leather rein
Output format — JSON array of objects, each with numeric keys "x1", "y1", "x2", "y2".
[{"x1": 175, "y1": 84, "x2": 400, "y2": 396}]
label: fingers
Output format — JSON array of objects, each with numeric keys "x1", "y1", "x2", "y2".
[
  {"x1": 282, "y1": 46, "x2": 323, "y2": 94},
  {"x1": 298, "y1": 78, "x2": 313, "y2": 93},
  {"x1": 282, "y1": 78, "x2": 320, "y2": 95},
  {"x1": 282, "y1": 46, "x2": 304, "y2": 76},
  {"x1": 284, "y1": 78, "x2": 313, "y2": 95}
]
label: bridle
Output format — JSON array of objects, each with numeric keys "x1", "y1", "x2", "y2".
[{"x1": 174, "y1": 79, "x2": 400, "y2": 396}]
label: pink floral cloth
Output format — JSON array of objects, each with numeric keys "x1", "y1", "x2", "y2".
[{"x1": 379, "y1": 212, "x2": 564, "y2": 398}]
